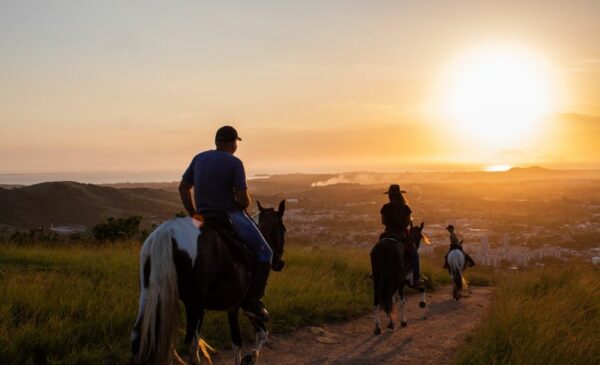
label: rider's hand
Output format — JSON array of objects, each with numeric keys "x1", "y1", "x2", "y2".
[{"x1": 192, "y1": 214, "x2": 204, "y2": 222}]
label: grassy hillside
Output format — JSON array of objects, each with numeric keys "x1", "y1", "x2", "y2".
[
  {"x1": 0, "y1": 182, "x2": 181, "y2": 229},
  {"x1": 0, "y1": 243, "x2": 372, "y2": 364},
  {"x1": 0, "y1": 238, "x2": 499, "y2": 365},
  {"x1": 455, "y1": 263, "x2": 600, "y2": 365},
  {"x1": 0, "y1": 241, "x2": 480, "y2": 365}
]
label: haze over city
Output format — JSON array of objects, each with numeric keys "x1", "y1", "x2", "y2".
[{"x1": 1, "y1": 1, "x2": 600, "y2": 183}]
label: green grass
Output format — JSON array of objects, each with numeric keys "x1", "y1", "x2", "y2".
[
  {"x1": 0, "y1": 243, "x2": 379, "y2": 364},
  {"x1": 455, "y1": 263, "x2": 600, "y2": 365},
  {"x1": 0, "y1": 242, "x2": 494, "y2": 364}
]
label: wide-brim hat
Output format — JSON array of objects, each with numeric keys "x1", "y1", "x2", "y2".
[
  {"x1": 446, "y1": 224, "x2": 454, "y2": 230},
  {"x1": 383, "y1": 184, "x2": 406, "y2": 195}
]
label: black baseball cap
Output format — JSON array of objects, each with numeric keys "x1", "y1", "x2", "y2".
[{"x1": 215, "y1": 126, "x2": 242, "y2": 142}]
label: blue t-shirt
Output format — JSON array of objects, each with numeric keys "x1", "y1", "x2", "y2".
[{"x1": 182, "y1": 150, "x2": 247, "y2": 213}]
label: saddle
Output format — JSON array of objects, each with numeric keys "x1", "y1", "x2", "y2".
[
  {"x1": 200, "y1": 211, "x2": 254, "y2": 267},
  {"x1": 379, "y1": 232, "x2": 414, "y2": 269}
]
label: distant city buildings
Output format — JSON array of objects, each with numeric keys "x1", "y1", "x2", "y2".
[{"x1": 280, "y1": 202, "x2": 600, "y2": 267}]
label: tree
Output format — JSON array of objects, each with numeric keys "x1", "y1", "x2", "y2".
[{"x1": 92, "y1": 216, "x2": 142, "y2": 242}]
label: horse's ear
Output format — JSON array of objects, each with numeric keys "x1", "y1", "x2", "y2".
[
  {"x1": 257, "y1": 200, "x2": 265, "y2": 212},
  {"x1": 278, "y1": 199, "x2": 286, "y2": 217},
  {"x1": 420, "y1": 221, "x2": 424, "y2": 230}
]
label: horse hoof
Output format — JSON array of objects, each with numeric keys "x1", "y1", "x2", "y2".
[
  {"x1": 387, "y1": 322, "x2": 394, "y2": 330},
  {"x1": 241, "y1": 354, "x2": 256, "y2": 365},
  {"x1": 400, "y1": 321, "x2": 408, "y2": 327},
  {"x1": 419, "y1": 301, "x2": 426, "y2": 308},
  {"x1": 374, "y1": 326, "x2": 381, "y2": 335}
]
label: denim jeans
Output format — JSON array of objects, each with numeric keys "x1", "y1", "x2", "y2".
[{"x1": 228, "y1": 210, "x2": 273, "y2": 263}]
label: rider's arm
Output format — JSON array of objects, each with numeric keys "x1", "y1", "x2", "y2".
[
  {"x1": 232, "y1": 157, "x2": 249, "y2": 210},
  {"x1": 178, "y1": 179, "x2": 196, "y2": 217},
  {"x1": 234, "y1": 188, "x2": 250, "y2": 210}
]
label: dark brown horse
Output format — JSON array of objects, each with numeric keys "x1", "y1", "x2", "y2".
[
  {"x1": 130, "y1": 200, "x2": 286, "y2": 365},
  {"x1": 370, "y1": 222, "x2": 427, "y2": 335}
]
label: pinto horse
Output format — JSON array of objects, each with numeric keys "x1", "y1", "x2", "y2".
[
  {"x1": 447, "y1": 249, "x2": 468, "y2": 300},
  {"x1": 131, "y1": 200, "x2": 286, "y2": 365},
  {"x1": 370, "y1": 222, "x2": 427, "y2": 335}
]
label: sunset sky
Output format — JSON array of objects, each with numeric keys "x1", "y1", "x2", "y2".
[{"x1": 1, "y1": 1, "x2": 599, "y2": 180}]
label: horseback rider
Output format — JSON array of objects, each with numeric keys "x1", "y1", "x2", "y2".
[
  {"x1": 178, "y1": 125, "x2": 273, "y2": 321},
  {"x1": 443, "y1": 224, "x2": 476, "y2": 269},
  {"x1": 379, "y1": 184, "x2": 421, "y2": 288}
]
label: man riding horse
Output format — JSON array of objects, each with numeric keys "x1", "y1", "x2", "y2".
[
  {"x1": 178, "y1": 125, "x2": 272, "y2": 322},
  {"x1": 443, "y1": 224, "x2": 476, "y2": 269},
  {"x1": 379, "y1": 184, "x2": 421, "y2": 288}
]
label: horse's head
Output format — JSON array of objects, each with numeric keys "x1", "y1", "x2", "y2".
[
  {"x1": 257, "y1": 200, "x2": 287, "y2": 272},
  {"x1": 409, "y1": 221, "x2": 426, "y2": 250}
]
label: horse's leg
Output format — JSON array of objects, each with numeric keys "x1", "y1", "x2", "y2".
[
  {"x1": 419, "y1": 286, "x2": 427, "y2": 308},
  {"x1": 182, "y1": 300, "x2": 205, "y2": 365},
  {"x1": 228, "y1": 309, "x2": 243, "y2": 365},
  {"x1": 241, "y1": 319, "x2": 268, "y2": 365},
  {"x1": 399, "y1": 285, "x2": 408, "y2": 327},
  {"x1": 387, "y1": 297, "x2": 395, "y2": 330},
  {"x1": 387, "y1": 310, "x2": 395, "y2": 330},
  {"x1": 374, "y1": 304, "x2": 381, "y2": 335}
]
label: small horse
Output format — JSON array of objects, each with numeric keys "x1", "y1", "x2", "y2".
[
  {"x1": 370, "y1": 222, "x2": 427, "y2": 335},
  {"x1": 130, "y1": 200, "x2": 287, "y2": 365},
  {"x1": 447, "y1": 249, "x2": 468, "y2": 300}
]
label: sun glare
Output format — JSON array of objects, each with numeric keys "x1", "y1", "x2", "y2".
[
  {"x1": 439, "y1": 44, "x2": 556, "y2": 147},
  {"x1": 484, "y1": 164, "x2": 512, "y2": 172}
]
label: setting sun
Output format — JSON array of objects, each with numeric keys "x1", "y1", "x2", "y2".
[
  {"x1": 484, "y1": 164, "x2": 512, "y2": 172},
  {"x1": 439, "y1": 45, "x2": 556, "y2": 148}
]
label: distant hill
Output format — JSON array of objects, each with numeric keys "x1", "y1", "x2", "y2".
[{"x1": 0, "y1": 181, "x2": 181, "y2": 230}]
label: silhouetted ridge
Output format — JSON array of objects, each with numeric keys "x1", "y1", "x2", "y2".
[{"x1": 0, "y1": 181, "x2": 180, "y2": 229}]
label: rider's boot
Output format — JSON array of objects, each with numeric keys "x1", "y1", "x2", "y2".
[
  {"x1": 242, "y1": 261, "x2": 271, "y2": 322},
  {"x1": 443, "y1": 252, "x2": 449, "y2": 269}
]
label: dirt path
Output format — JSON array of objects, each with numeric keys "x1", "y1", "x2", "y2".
[{"x1": 212, "y1": 286, "x2": 494, "y2": 365}]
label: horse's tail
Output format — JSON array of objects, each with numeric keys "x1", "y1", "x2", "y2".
[
  {"x1": 379, "y1": 264, "x2": 395, "y2": 314},
  {"x1": 136, "y1": 227, "x2": 180, "y2": 365},
  {"x1": 451, "y1": 264, "x2": 463, "y2": 292},
  {"x1": 449, "y1": 251, "x2": 469, "y2": 292},
  {"x1": 371, "y1": 244, "x2": 394, "y2": 314}
]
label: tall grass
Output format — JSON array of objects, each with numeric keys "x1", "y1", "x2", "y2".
[
  {"x1": 455, "y1": 263, "x2": 600, "y2": 365},
  {"x1": 0, "y1": 244, "x2": 139, "y2": 365},
  {"x1": 0, "y1": 243, "x2": 376, "y2": 364},
  {"x1": 0, "y1": 242, "x2": 494, "y2": 364}
]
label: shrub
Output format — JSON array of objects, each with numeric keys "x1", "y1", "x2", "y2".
[{"x1": 91, "y1": 216, "x2": 142, "y2": 242}]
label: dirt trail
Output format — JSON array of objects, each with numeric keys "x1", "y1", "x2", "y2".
[{"x1": 212, "y1": 286, "x2": 494, "y2": 365}]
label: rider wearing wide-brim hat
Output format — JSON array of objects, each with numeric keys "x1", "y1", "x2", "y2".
[
  {"x1": 443, "y1": 224, "x2": 476, "y2": 269},
  {"x1": 379, "y1": 184, "x2": 421, "y2": 288}
]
